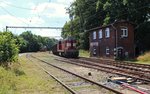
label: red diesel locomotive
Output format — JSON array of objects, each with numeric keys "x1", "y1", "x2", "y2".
[{"x1": 52, "y1": 37, "x2": 79, "y2": 58}]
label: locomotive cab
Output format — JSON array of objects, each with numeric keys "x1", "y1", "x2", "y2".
[
  {"x1": 53, "y1": 37, "x2": 79, "y2": 58},
  {"x1": 63, "y1": 37, "x2": 79, "y2": 58}
]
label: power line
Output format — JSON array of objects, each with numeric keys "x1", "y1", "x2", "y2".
[
  {"x1": 0, "y1": 6, "x2": 29, "y2": 25},
  {"x1": 0, "y1": 1, "x2": 34, "y2": 10}
]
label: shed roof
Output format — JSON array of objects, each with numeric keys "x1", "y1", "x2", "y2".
[{"x1": 87, "y1": 20, "x2": 134, "y2": 32}]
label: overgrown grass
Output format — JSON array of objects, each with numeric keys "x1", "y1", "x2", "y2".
[
  {"x1": 79, "y1": 50, "x2": 90, "y2": 57},
  {"x1": 137, "y1": 51, "x2": 150, "y2": 64},
  {"x1": 0, "y1": 54, "x2": 69, "y2": 94},
  {"x1": 0, "y1": 65, "x2": 17, "y2": 94}
]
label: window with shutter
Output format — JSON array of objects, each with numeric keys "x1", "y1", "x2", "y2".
[
  {"x1": 105, "y1": 28, "x2": 110, "y2": 38},
  {"x1": 121, "y1": 27, "x2": 128, "y2": 37},
  {"x1": 93, "y1": 31, "x2": 96, "y2": 40},
  {"x1": 99, "y1": 29, "x2": 102, "y2": 39}
]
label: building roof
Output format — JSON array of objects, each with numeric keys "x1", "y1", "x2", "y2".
[{"x1": 86, "y1": 20, "x2": 135, "y2": 32}]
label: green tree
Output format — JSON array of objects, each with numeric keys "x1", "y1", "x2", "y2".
[
  {"x1": 19, "y1": 31, "x2": 58, "y2": 52},
  {"x1": 62, "y1": 0, "x2": 150, "y2": 51},
  {"x1": 0, "y1": 31, "x2": 19, "y2": 65},
  {"x1": 20, "y1": 31, "x2": 40, "y2": 52},
  {"x1": 62, "y1": 0, "x2": 102, "y2": 50}
]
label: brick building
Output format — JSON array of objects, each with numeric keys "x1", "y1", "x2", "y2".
[{"x1": 89, "y1": 20, "x2": 135, "y2": 59}]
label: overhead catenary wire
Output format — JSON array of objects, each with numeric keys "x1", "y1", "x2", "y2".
[
  {"x1": 0, "y1": 6, "x2": 29, "y2": 26},
  {"x1": 29, "y1": 0, "x2": 50, "y2": 24},
  {"x1": 0, "y1": 1, "x2": 34, "y2": 10},
  {"x1": 0, "y1": 0, "x2": 49, "y2": 24}
]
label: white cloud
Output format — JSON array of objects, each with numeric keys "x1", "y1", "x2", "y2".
[
  {"x1": 0, "y1": 15, "x2": 25, "y2": 27},
  {"x1": 27, "y1": 17, "x2": 45, "y2": 25},
  {"x1": 0, "y1": 15, "x2": 45, "y2": 31},
  {"x1": 0, "y1": 0, "x2": 74, "y2": 38},
  {"x1": 0, "y1": 1, "x2": 12, "y2": 7},
  {"x1": 31, "y1": 29, "x2": 62, "y2": 39},
  {"x1": 56, "y1": 0, "x2": 75, "y2": 5},
  {"x1": 0, "y1": 14, "x2": 60, "y2": 38},
  {"x1": 30, "y1": 2, "x2": 70, "y2": 18}
]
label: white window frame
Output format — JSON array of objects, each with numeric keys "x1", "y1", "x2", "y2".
[
  {"x1": 106, "y1": 47, "x2": 110, "y2": 55},
  {"x1": 93, "y1": 31, "x2": 96, "y2": 40},
  {"x1": 98, "y1": 29, "x2": 102, "y2": 39},
  {"x1": 105, "y1": 28, "x2": 110, "y2": 38},
  {"x1": 121, "y1": 27, "x2": 128, "y2": 37}
]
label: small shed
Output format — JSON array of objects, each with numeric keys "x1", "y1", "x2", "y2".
[{"x1": 89, "y1": 20, "x2": 135, "y2": 59}]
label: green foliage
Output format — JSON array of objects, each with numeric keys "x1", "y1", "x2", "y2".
[
  {"x1": 79, "y1": 50, "x2": 90, "y2": 57},
  {"x1": 137, "y1": 52, "x2": 150, "y2": 62},
  {"x1": 0, "y1": 66, "x2": 17, "y2": 94},
  {"x1": 135, "y1": 22, "x2": 150, "y2": 51},
  {"x1": 0, "y1": 30, "x2": 58, "y2": 64},
  {"x1": 0, "y1": 32, "x2": 19, "y2": 64},
  {"x1": 19, "y1": 31, "x2": 58, "y2": 52},
  {"x1": 62, "y1": 0, "x2": 150, "y2": 51},
  {"x1": 62, "y1": 0, "x2": 101, "y2": 49}
]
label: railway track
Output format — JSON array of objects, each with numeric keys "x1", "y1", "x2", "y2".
[
  {"x1": 75, "y1": 59, "x2": 150, "y2": 81},
  {"x1": 56, "y1": 58, "x2": 150, "y2": 83},
  {"x1": 51, "y1": 55, "x2": 150, "y2": 83},
  {"x1": 31, "y1": 55, "x2": 123, "y2": 94},
  {"x1": 80, "y1": 57, "x2": 150, "y2": 72}
]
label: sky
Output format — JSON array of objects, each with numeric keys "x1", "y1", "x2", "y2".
[{"x1": 0, "y1": 0, "x2": 74, "y2": 39}]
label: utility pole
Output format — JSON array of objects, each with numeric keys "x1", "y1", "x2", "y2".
[{"x1": 67, "y1": 6, "x2": 74, "y2": 36}]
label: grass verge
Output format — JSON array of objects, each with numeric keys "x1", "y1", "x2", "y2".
[
  {"x1": 79, "y1": 50, "x2": 90, "y2": 57},
  {"x1": 0, "y1": 54, "x2": 70, "y2": 94},
  {"x1": 136, "y1": 51, "x2": 150, "y2": 64}
]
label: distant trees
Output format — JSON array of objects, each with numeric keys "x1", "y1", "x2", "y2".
[
  {"x1": 62, "y1": 0, "x2": 150, "y2": 51},
  {"x1": 0, "y1": 31, "x2": 58, "y2": 64},
  {"x1": 19, "y1": 31, "x2": 58, "y2": 52}
]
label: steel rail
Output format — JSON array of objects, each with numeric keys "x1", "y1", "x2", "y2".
[
  {"x1": 29, "y1": 58, "x2": 77, "y2": 94},
  {"x1": 76, "y1": 59, "x2": 150, "y2": 79},
  {"x1": 80, "y1": 57, "x2": 150, "y2": 69},
  {"x1": 55, "y1": 58, "x2": 150, "y2": 83},
  {"x1": 50, "y1": 55, "x2": 150, "y2": 82},
  {"x1": 31, "y1": 56, "x2": 123, "y2": 94}
]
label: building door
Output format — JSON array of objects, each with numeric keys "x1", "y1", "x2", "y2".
[
  {"x1": 118, "y1": 48, "x2": 123, "y2": 59},
  {"x1": 93, "y1": 47, "x2": 97, "y2": 56}
]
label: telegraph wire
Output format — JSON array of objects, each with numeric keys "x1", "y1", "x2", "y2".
[
  {"x1": 0, "y1": 6, "x2": 29, "y2": 25},
  {"x1": 0, "y1": 1, "x2": 34, "y2": 10}
]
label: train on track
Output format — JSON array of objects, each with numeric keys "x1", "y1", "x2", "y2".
[{"x1": 52, "y1": 37, "x2": 79, "y2": 58}]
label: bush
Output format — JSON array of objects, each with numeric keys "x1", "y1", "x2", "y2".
[
  {"x1": 137, "y1": 51, "x2": 150, "y2": 62},
  {"x1": 0, "y1": 32, "x2": 19, "y2": 66}
]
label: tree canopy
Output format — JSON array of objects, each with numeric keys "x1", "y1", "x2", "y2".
[
  {"x1": 19, "y1": 31, "x2": 58, "y2": 52},
  {"x1": 0, "y1": 31, "x2": 58, "y2": 64},
  {"x1": 62, "y1": 0, "x2": 150, "y2": 51}
]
